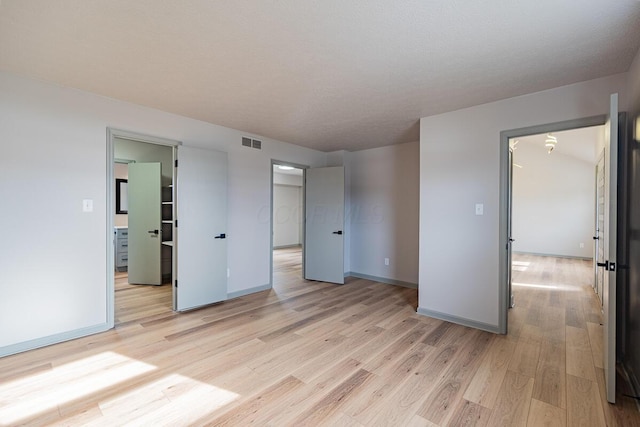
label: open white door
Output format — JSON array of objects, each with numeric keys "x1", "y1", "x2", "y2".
[
  {"x1": 128, "y1": 162, "x2": 162, "y2": 285},
  {"x1": 603, "y1": 93, "x2": 618, "y2": 403},
  {"x1": 594, "y1": 151, "x2": 605, "y2": 302},
  {"x1": 176, "y1": 146, "x2": 227, "y2": 311},
  {"x1": 305, "y1": 166, "x2": 345, "y2": 284},
  {"x1": 507, "y1": 146, "x2": 515, "y2": 309}
]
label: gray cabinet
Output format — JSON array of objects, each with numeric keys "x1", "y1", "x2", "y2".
[{"x1": 115, "y1": 227, "x2": 128, "y2": 272}]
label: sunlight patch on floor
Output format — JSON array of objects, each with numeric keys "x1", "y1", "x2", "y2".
[
  {"x1": 512, "y1": 261, "x2": 531, "y2": 272},
  {"x1": 513, "y1": 282, "x2": 580, "y2": 292},
  {"x1": 0, "y1": 352, "x2": 156, "y2": 425},
  {"x1": 99, "y1": 373, "x2": 240, "y2": 424}
]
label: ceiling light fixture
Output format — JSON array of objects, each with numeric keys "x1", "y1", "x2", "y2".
[
  {"x1": 277, "y1": 165, "x2": 295, "y2": 171},
  {"x1": 545, "y1": 133, "x2": 557, "y2": 154}
]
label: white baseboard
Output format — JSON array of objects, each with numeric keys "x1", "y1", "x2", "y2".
[
  {"x1": 0, "y1": 323, "x2": 111, "y2": 358},
  {"x1": 227, "y1": 283, "x2": 272, "y2": 299},
  {"x1": 416, "y1": 307, "x2": 500, "y2": 334}
]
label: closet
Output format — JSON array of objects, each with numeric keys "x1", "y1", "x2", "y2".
[{"x1": 114, "y1": 137, "x2": 174, "y2": 286}]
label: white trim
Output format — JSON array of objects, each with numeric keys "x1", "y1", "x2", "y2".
[
  {"x1": 416, "y1": 307, "x2": 500, "y2": 334},
  {"x1": 0, "y1": 323, "x2": 110, "y2": 358},
  {"x1": 346, "y1": 272, "x2": 417, "y2": 289},
  {"x1": 227, "y1": 284, "x2": 272, "y2": 299}
]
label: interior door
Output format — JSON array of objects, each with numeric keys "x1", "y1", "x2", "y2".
[
  {"x1": 176, "y1": 146, "x2": 227, "y2": 311},
  {"x1": 507, "y1": 146, "x2": 515, "y2": 309},
  {"x1": 594, "y1": 151, "x2": 605, "y2": 302},
  {"x1": 305, "y1": 166, "x2": 345, "y2": 284},
  {"x1": 128, "y1": 162, "x2": 162, "y2": 285},
  {"x1": 602, "y1": 93, "x2": 618, "y2": 404}
]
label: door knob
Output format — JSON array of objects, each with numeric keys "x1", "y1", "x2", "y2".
[
  {"x1": 148, "y1": 229, "x2": 159, "y2": 235},
  {"x1": 332, "y1": 230, "x2": 343, "y2": 235}
]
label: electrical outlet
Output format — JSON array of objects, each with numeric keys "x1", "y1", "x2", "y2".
[
  {"x1": 580, "y1": 242, "x2": 585, "y2": 248},
  {"x1": 227, "y1": 268, "x2": 230, "y2": 278},
  {"x1": 384, "y1": 258, "x2": 390, "y2": 266},
  {"x1": 475, "y1": 203, "x2": 484, "y2": 215}
]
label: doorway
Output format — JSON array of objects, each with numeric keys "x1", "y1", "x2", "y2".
[
  {"x1": 499, "y1": 115, "x2": 607, "y2": 333},
  {"x1": 107, "y1": 129, "x2": 178, "y2": 327},
  {"x1": 507, "y1": 124, "x2": 604, "y2": 335},
  {"x1": 271, "y1": 162, "x2": 306, "y2": 292}
]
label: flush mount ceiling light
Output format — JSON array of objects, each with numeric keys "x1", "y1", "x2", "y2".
[
  {"x1": 277, "y1": 165, "x2": 295, "y2": 171},
  {"x1": 545, "y1": 133, "x2": 557, "y2": 154}
]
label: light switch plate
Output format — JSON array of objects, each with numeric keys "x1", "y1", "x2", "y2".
[
  {"x1": 83, "y1": 199, "x2": 94, "y2": 212},
  {"x1": 475, "y1": 203, "x2": 484, "y2": 215}
]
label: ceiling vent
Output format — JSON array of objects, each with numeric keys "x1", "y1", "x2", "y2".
[
  {"x1": 241, "y1": 137, "x2": 252, "y2": 148},
  {"x1": 252, "y1": 139, "x2": 262, "y2": 150}
]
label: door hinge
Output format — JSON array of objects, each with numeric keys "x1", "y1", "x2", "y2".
[
  {"x1": 175, "y1": 159, "x2": 178, "y2": 167},
  {"x1": 175, "y1": 219, "x2": 178, "y2": 227},
  {"x1": 174, "y1": 280, "x2": 178, "y2": 288}
]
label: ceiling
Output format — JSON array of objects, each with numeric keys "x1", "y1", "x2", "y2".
[
  {"x1": 513, "y1": 125, "x2": 603, "y2": 165},
  {"x1": 1, "y1": 1, "x2": 639, "y2": 152}
]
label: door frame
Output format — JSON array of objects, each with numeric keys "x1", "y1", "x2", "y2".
[
  {"x1": 498, "y1": 115, "x2": 606, "y2": 334},
  {"x1": 270, "y1": 160, "x2": 309, "y2": 288},
  {"x1": 106, "y1": 128, "x2": 181, "y2": 328}
]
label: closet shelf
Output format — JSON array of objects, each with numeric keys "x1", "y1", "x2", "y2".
[
  {"x1": 162, "y1": 220, "x2": 173, "y2": 224},
  {"x1": 162, "y1": 201, "x2": 173, "y2": 205},
  {"x1": 162, "y1": 241, "x2": 174, "y2": 247}
]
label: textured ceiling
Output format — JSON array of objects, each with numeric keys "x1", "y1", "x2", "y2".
[{"x1": 1, "y1": 1, "x2": 639, "y2": 152}]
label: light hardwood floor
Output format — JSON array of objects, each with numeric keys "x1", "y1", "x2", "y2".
[{"x1": 1, "y1": 249, "x2": 638, "y2": 425}]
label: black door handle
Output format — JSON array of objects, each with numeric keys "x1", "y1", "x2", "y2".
[
  {"x1": 509, "y1": 238, "x2": 515, "y2": 242},
  {"x1": 148, "y1": 229, "x2": 159, "y2": 235},
  {"x1": 597, "y1": 261, "x2": 608, "y2": 270},
  {"x1": 593, "y1": 236, "x2": 600, "y2": 240},
  {"x1": 332, "y1": 230, "x2": 343, "y2": 235},
  {"x1": 215, "y1": 233, "x2": 226, "y2": 239}
]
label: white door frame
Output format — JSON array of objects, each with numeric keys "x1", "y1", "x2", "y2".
[
  {"x1": 106, "y1": 128, "x2": 180, "y2": 328},
  {"x1": 498, "y1": 115, "x2": 606, "y2": 334},
  {"x1": 270, "y1": 160, "x2": 309, "y2": 288}
]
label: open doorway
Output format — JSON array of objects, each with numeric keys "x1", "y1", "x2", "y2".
[
  {"x1": 271, "y1": 162, "x2": 305, "y2": 292},
  {"x1": 506, "y1": 125, "x2": 606, "y2": 356},
  {"x1": 109, "y1": 132, "x2": 177, "y2": 326},
  {"x1": 509, "y1": 125, "x2": 604, "y2": 308}
]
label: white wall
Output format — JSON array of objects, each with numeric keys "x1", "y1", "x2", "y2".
[
  {"x1": 512, "y1": 140, "x2": 595, "y2": 258},
  {"x1": 273, "y1": 181, "x2": 302, "y2": 248},
  {"x1": 419, "y1": 73, "x2": 627, "y2": 330},
  {"x1": 273, "y1": 172, "x2": 302, "y2": 186},
  {"x1": 349, "y1": 141, "x2": 419, "y2": 284},
  {"x1": 0, "y1": 71, "x2": 327, "y2": 353}
]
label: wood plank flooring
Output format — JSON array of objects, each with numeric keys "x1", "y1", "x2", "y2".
[{"x1": 0, "y1": 249, "x2": 638, "y2": 425}]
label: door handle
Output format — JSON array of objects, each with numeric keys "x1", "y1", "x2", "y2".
[
  {"x1": 148, "y1": 229, "x2": 159, "y2": 235},
  {"x1": 332, "y1": 230, "x2": 343, "y2": 235},
  {"x1": 509, "y1": 238, "x2": 515, "y2": 242},
  {"x1": 597, "y1": 261, "x2": 609, "y2": 270},
  {"x1": 214, "y1": 233, "x2": 226, "y2": 239},
  {"x1": 593, "y1": 236, "x2": 600, "y2": 240}
]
